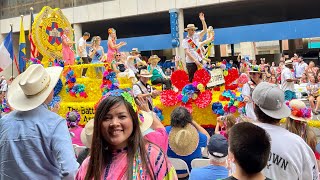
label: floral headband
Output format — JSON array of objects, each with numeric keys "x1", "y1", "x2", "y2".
[
  {"x1": 108, "y1": 28, "x2": 116, "y2": 34},
  {"x1": 104, "y1": 89, "x2": 138, "y2": 112}
]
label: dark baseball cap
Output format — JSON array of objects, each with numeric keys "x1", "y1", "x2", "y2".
[{"x1": 207, "y1": 134, "x2": 228, "y2": 158}]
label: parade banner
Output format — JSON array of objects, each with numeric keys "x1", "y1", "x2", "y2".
[{"x1": 207, "y1": 68, "x2": 225, "y2": 87}]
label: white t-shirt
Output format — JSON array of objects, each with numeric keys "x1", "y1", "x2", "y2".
[
  {"x1": 126, "y1": 56, "x2": 142, "y2": 73},
  {"x1": 255, "y1": 123, "x2": 319, "y2": 180},
  {"x1": 281, "y1": 67, "x2": 295, "y2": 91},
  {"x1": 182, "y1": 33, "x2": 203, "y2": 64},
  {"x1": 294, "y1": 62, "x2": 308, "y2": 78},
  {"x1": 78, "y1": 37, "x2": 87, "y2": 57}
]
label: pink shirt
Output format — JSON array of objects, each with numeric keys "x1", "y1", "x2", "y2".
[
  {"x1": 70, "y1": 127, "x2": 84, "y2": 146},
  {"x1": 107, "y1": 39, "x2": 117, "y2": 63},
  {"x1": 144, "y1": 128, "x2": 168, "y2": 153}
]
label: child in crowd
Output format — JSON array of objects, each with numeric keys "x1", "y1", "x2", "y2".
[
  {"x1": 306, "y1": 73, "x2": 320, "y2": 114},
  {"x1": 300, "y1": 73, "x2": 308, "y2": 84},
  {"x1": 215, "y1": 114, "x2": 236, "y2": 139},
  {"x1": 66, "y1": 110, "x2": 83, "y2": 146}
]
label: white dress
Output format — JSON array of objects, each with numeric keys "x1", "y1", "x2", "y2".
[{"x1": 242, "y1": 82, "x2": 257, "y2": 121}]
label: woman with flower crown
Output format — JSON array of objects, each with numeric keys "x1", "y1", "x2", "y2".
[
  {"x1": 242, "y1": 65, "x2": 263, "y2": 121},
  {"x1": 106, "y1": 28, "x2": 126, "y2": 63},
  {"x1": 76, "y1": 89, "x2": 177, "y2": 180}
]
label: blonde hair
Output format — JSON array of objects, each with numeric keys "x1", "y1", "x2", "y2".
[
  {"x1": 224, "y1": 114, "x2": 236, "y2": 134},
  {"x1": 91, "y1": 36, "x2": 101, "y2": 47}
]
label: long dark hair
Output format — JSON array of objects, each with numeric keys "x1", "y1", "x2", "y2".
[{"x1": 85, "y1": 96, "x2": 153, "y2": 180}]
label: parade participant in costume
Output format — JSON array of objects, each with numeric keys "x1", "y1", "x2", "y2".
[
  {"x1": 252, "y1": 82, "x2": 319, "y2": 180},
  {"x1": 127, "y1": 48, "x2": 147, "y2": 74},
  {"x1": 89, "y1": 36, "x2": 105, "y2": 77},
  {"x1": 111, "y1": 52, "x2": 136, "y2": 83},
  {"x1": 199, "y1": 26, "x2": 215, "y2": 66},
  {"x1": 0, "y1": 64, "x2": 79, "y2": 179},
  {"x1": 214, "y1": 114, "x2": 236, "y2": 139},
  {"x1": 78, "y1": 32, "x2": 91, "y2": 77},
  {"x1": 62, "y1": 27, "x2": 75, "y2": 65},
  {"x1": 132, "y1": 67, "x2": 160, "y2": 111},
  {"x1": 135, "y1": 96, "x2": 168, "y2": 152},
  {"x1": 281, "y1": 60, "x2": 298, "y2": 101},
  {"x1": 76, "y1": 91, "x2": 177, "y2": 180},
  {"x1": 182, "y1": 12, "x2": 208, "y2": 82},
  {"x1": 242, "y1": 65, "x2": 263, "y2": 121},
  {"x1": 166, "y1": 107, "x2": 210, "y2": 179},
  {"x1": 147, "y1": 55, "x2": 172, "y2": 90},
  {"x1": 106, "y1": 28, "x2": 126, "y2": 63},
  {"x1": 285, "y1": 99, "x2": 320, "y2": 169},
  {"x1": 306, "y1": 73, "x2": 320, "y2": 114},
  {"x1": 67, "y1": 110, "x2": 83, "y2": 146}
]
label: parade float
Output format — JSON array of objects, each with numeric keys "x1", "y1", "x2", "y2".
[{"x1": 27, "y1": 6, "x2": 320, "y2": 128}]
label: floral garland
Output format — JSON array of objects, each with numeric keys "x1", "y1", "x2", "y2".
[
  {"x1": 63, "y1": 68, "x2": 88, "y2": 98},
  {"x1": 66, "y1": 110, "x2": 81, "y2": 128},
  {"x1": 100, "y1": 69, "x2": 119, "y2": 96}
]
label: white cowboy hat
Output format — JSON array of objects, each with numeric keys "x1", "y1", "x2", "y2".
[
  {"x1": 184, "y1": 24, "x2": 198, "y2": 31},
  {"x1": 285, "y1": 60, "x2": 293, "y2": 65},
  {"x1": 80, "y1": 119, "x2": 94, "y2": 148},
  {"x1": 138, "y1": 111, "x2": 154, "y2": 133},
  {"x1": 130, "y1": 48, "x2": 140, "y2": 54},
  {"x1": 8, "y1": 64, "x2": 63, "y2": 111},
  {"x1": 148, "y1": 55, "x2": 161, "y2": 64},
  {"x1": 138, "y1": 69, "x2": 152, "y2": 78}
]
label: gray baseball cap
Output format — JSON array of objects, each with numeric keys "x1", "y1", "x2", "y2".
[
  {"x1": 252, "y1": 82, "x2": 291, "y2": 119},
  {"x1": 207, "y1": 134, "x2": 228, "y2": 158}
]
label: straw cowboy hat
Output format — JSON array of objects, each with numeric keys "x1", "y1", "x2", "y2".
[
  {"x1": 148, "y1": 55, "x2": 161, "y2": 64},
  {"x1": 285, "y1": 60, "x2": 293, "y2": 65},
  {"x1": 81, "y1": 119, "x2": 94, "y2": 148},
  {"x1": 288, "y1": 99, "x2": 311, "y2": 122},
  {"x1": 169, "y1": 124, "x2": 199, "y2": 156},
  {"x1": 138, "y1": 69, "x2": 152, "y2": 78},
  {"x1": 139, "y1": 111, "x2": 154, "y2": 133},
  {"x1": 184, "y1": 24, "x2": 198, "y2": 31},
  {"x1": 130, "y1": 48, "x2": 140, "y2": 54},
  {"x1": 8, "y1": 64, "x2": 63, "y2": 111}
]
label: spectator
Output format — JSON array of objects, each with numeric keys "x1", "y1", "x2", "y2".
[
  {"x1": 306, "y1": 61, "x2": 319, "y2": 76},
  {"x1": 285, "y1": 99, "x2": 320, "y2": 170},
  {"x1": 183, "y1": 12, "x2": 208, "y2": 82},
  {"x1": 242, "y1": 65, "x2": 262, "y2": 121},
  {"x1": 77, "y1": 32, "x2": 91, "y2": 77},
  {"x1": 0, "y1": 64, "x2": 78, "y2": 179},
  {"x1": 252, "y1": 82, "x2": 319, "y2": 179},
  {"x1": 166, "y1": 107, "x2": 210, "y2": 179},
  {"x1": 147, "y1": 55, "x2": 172, "y2": 90},
  {"x1": 215, "y1": 114, "x2": 236, "y2": 139},
  {"x1": 224, "y1": 122, "x2": 271, "y2": 180},
  {"x1": 78, "y1": 119, "x2": 94, "y2": 165},
  {"x1": 76, "y1": 91, "x2": 177, "y2": 179},
  {"x1": 281, "y1": 60, "x2": 298, "y2": 101},
  {"x1": 259, "y1": 58, "x2": 266, "y2": 71},
  {"x1": 135, "y1": 96, "x2": 168, "y2": 152},
  {"x1": 269, "y1": 75, "x2": 278, "y2": 86},
  {"x1": 189, "y1": 134, "x2": 229, "y2": 180},
  {"x1": 294, "y1": 57, "x2": 308, "y2": 79},
  {"x1": 132, "y1": 67, "x2": 160, "y2": 110},
  {"x1": 306, "y1": 73, "x2": 320, "y2": 114},
  {"x1": 300, "y1": 73, "x2": 308, "y2": 84},
  {"x1": 67, "y1": 110, "x2": 83, "y2": 146}
]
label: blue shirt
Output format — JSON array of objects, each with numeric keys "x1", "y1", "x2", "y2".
[
  {"x1": 189, "y1": 165, "x2": 229, "y2": 180},
  {"x1": 0, "y1": 104, "x2": 79, "y2": 179},
  {"x1": 165, "y1": 126, "x2": 207, "y2": 173}
]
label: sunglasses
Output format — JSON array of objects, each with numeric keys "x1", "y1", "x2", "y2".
[{"x1": 116, "y1": 54, "x2": 121, "y2": 57}]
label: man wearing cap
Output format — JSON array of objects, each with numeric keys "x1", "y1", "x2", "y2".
[
  {"x1": 0, "y1": 64, "x2": 79, "y2": 179},
  {"x1": 281, "y1": 59, "x2": 298, "y2": 101},
  {"x1": 252, "y1": 82, "x2": 318, "y2": 180},
  {"x1": 182, "y1": 12, "x2": 208, "y2": 82},
  {"x1": 127, "y1": 48, "x2": 146, "y2": 74},
  {"x1": 189, "y1": 134, "x2": 229, "y2": 180}
]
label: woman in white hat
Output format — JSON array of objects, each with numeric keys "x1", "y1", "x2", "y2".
[
  {"x1": 76, "y1": 89, "x2": 177, "y2": 179},
  {"x1": 285, "y1": 99, "x2": 320, "y2": 169},
  {"x1": 0, "y1": 64, "x2": 78, "y2": 179},
  {"x1": 147, "y1": 55, "x2": 172, "y2": 90},
  {"x1": 242, "y1": 65, "x2": 263, "y2": 121},
  {"x1": 166, "y1": 107, "x2": 210, "y2": 179}
]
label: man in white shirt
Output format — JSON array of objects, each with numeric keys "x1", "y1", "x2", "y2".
[
  {"x1": 294, "y1": 56, "x2": 308, "y2": 78},
  {"x1": 252, "y1": 82, "x2": 319, "y2": 180},
  {"x1": 78, "y1": 32, "x2": 90, "y2": 77},
  {"x1": 126, "y1": 48, "x2": 146, "y2": 74},
  {"x1": 281, "y1": 60, "x2": 298, "y2": 100},
  {"x1": 182, "y1": 12, "x2": 207, "y2": 82}
]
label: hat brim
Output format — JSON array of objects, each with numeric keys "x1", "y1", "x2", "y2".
[
  {"x1": 259, "y1": 102, "x2": 291, "y2": 119},
  {"x1": 139, "y1": 74, "x2": 152, "y2": 78},
  {"x1": 169, "y1": 124, "x2": 199, "y2": 156},
  {"x1": 130, "y1": 51, "x2": 140, "y2": 54},
  {"x1": 80, "y1": 119, "x2": 94, "y2": 148},
  {"x1": 139, "y1": 111, "x2": 154, "y2": 132},
  {"x1": 289, "y1": 115, "x2": 309, "y2": 122},
  {"x1": 148, "y1": 58, "x2": 160, "y2": 63},
  {"x1": 8, "y1": 66, "x2": 63, "y2": 111},
  {"x1": 184, "y1": 27, "x2": 198, "y2": 31}
]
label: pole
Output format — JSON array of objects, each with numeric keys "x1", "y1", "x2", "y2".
[{"x1": 10, "y1": 23, "x2": 13, "y2": 78}]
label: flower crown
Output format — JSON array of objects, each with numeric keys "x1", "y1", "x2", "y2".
[
  {"x1": 108, "y1": 28, "x2": 116, "y2": 34},
  {"x1": 102, "y1": 89, "x2": 137, "y2": 112}
]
